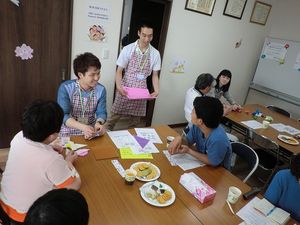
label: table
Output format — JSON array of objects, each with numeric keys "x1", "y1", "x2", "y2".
[
  {"x1": 223, "y1": 104, "x2": 300, "y2": 160},
  {"x1": 72, "y1": 125, "x2": 299, "y2": 225}
]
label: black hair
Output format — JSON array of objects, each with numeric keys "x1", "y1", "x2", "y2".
[
  {"x1": 193, "y1": 96, "x2": 224, "y2": 128},
  {"x1": 290, "y1": 153, "x2": 300, "y2": 180},
  {"x1": 73, "y1": 52, "x2": 101, "y2": 78},
  {"x1": 24, "y1": 189, "x2": 89, "y2": 225},
  {"x1": 194, "y1": 73, "x2": 215, "y2": 91},
  {"x1": 138, "y1": 20, "x2": 154, "y2": 32},
  {"x1": 21, "y1": 100, "x2": 63, "y2": 142},
  {"x1": 215, "y1": 69, "x2": 232, "y2": 92}
]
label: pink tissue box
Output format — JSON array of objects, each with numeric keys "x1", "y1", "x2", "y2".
[{"x1": 180, "y1": 172, "x2": 216, "y2": 203}]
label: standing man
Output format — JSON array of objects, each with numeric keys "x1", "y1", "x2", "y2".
[{"x1": 105, "y1": 22, "x2": 161, "y2": 130}]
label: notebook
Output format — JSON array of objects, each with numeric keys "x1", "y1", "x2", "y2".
[{"x1": 254, "y1": 198, "x2": 290, "y2": 225}]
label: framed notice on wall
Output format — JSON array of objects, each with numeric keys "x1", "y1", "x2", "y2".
[
  {"x1": 185, "y1": 0, "x2": 216, "y2": 16},
  {"x1": 250, "y1": 1, "x2": 272, "y2": 25},
  {"x1": 223, "y1": 0, "x2": 247, "y2": 19}
]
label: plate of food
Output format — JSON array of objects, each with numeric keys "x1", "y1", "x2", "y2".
[
  {"x1": 130, "y1": 162, "x2": 160, "y2": 182},
  {"x1": 277, "y1": 134, "x2": 299, "y2": 145},
  {"x1": 139, "y1": 181, "x2": 175, "y2": 207}
]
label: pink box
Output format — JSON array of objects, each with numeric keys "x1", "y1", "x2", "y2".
[{"x1": 180, "y1": 172, "x2": 216, "y2": 203}]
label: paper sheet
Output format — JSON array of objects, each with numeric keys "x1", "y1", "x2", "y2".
[
  {"x1": 123, "y1": 87, "x2": 155, "y2": 100},
  {"x1": 270, "y1": 123, "x2": 300, "y2": 135},
  {"x1": 107, "y1": 130, "x2": 141, "y2": 153},
  {"x1": 237, "y1": 197, "x2": 277, "y2": 225},
  {"x1": 135, "y1": 128, "x2": 163, "y2": 144},
  {"x1": 241, "y1": 120, "x2": 263, "y2": 129},
  {"x1": 119, "y1": 148, "x2": 153, "y2": 159},
  {"x1": 163, "y1": 150, "x2": 205, "y2": 170}
]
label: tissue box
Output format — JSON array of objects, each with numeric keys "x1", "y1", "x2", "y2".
[{"x1": 180, "y1": 172, "x2": 216, "y2": 203}]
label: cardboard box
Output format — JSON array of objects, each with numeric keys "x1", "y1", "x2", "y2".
[{"x1": 180, "y1": 172, "x2": 216, "y2": 203}]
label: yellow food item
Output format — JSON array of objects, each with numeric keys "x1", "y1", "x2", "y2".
[
  {"x1": 162, "y1": 190, "x2": 172, "y2": 201},
  {"x1": 134, "y1": 163, "x2": 157, "y2": 179},
  {"x1": 156, "y1": 195, "x2": 165, "y2": 204},
  {"x1": 146, "y1": 168, "x2": 157, "y2": 179}
]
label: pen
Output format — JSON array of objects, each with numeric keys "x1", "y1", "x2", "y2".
[{"x1": 226, "y1": 200, "x2": 236, "y2": 215}]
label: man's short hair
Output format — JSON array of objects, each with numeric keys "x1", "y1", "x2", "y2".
[
  {"x1": 194, "y1": 73, "x2": 215, "y2": 91},
  {"x1": 73, "y1": 52, "x2": 101, "y2": 78},
  {"x1": 21, "y1": 100, "x2": 63, "y2": 142},
  {"x1": 138, "y1": 20, "x2": 154, "y2": 31},
  {"x1": 193, "y1": 96, "x2": 224, "y2": 128},
  {"x1": 24, "y1": 189, "x2": 89, "y2": 225},
  {"x1": 290, "y1": 153, "x2": 300, "y2": 180}
]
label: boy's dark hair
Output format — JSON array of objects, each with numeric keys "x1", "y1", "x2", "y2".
[
  {"x1": 193, "y1": 96, "x2": 224, "y2": 128},
  {"x1": 138, "y1": 20, "x2": 154, "y2": 32},
  {"x1": 290, "y1": 153, "x2": 300, "y2": 180},
  {"x1": 73, "y1": 52, "x2": 101, "y2": 78},
  {"x1": 194, "y1": 73, "x2": 215, "y2": 91},
  {"x1": 215, "y1": 69, "x2": 232, "y2": 92},
  {"x1": 21, "y1": 100, "x2": 63, "y2": 142},
  {"x1": 24, "y1": 189, "x2": 89, "y2": 225}
]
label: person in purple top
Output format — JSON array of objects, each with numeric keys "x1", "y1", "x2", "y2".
[{"x1": 265, "y1": 153, "x2": 300, "y2": 221}]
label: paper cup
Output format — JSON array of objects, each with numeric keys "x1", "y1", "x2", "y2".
[
  {"x1": 227, "y1": 186, "x2": 242, "y2": 204},
  {"x1": 166, "y1": 136, "x2": 175, "y2": 147},
  {"x1": 124, "y1": 169, "x2": 137, "y2": 185},
  {"x1": 262, "y1": 120, "x2": 270, "y2": 128}
]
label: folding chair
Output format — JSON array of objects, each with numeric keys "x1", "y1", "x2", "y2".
[{"x1": 266, "y1": 105, "x2": 291, "y2": 118}]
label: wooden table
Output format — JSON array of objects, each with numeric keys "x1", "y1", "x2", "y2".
[
  {"x1": 223, "y1": 104, "x2": 300, "y2": 159},
  {"x1": 73, "y1": 125, "x2": 299, "y2": 225}
]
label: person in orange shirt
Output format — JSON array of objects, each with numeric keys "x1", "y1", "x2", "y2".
[{"x1": 0, "y1": 100, "x2": 81, "y2": 224}]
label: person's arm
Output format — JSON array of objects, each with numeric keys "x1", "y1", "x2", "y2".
[
  {"x1": 65, "y1": 118, "x2": 95, "y2": 139},
  {"x1": 264, "y1": 172, "x2": 282, "y2": 205},
  {"x1": 57, "y1": 83, "x2": 72, "y2": 124},
  {"x1": 223, "y1": 91, "x2": 242, "y2": 110},
  {"x1": 94, "y1": 86, "x2": 107, "y2": 135},
  {"x1": 150, "y1": 71, "x2": 159, "y2": 97},
  {"x1": 115, "y1": 66, "x2": 127, "y2": 96}
]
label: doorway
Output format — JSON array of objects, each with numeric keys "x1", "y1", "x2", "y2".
[
  {"x1": 119, "y1": 0, "x2": 172, "y2": 127},
  {"x1": 0, "y1": 0, "x2": 73, "y2": 147}
]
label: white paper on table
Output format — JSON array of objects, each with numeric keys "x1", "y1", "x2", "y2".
[
  {"x1": 134, "y1": 128, "x2": 163, "y2": 144},
  {"x1": 237, "y1": 197, "x2": 277, "y2": 225},
  {"x1": 107, "y1": 130, "x2": 141, "y2": 153},
  {"x1": 241, "y1": 120, "x2": 263, "y2": 129},
  {"x1": 282, "y1": 125, "x2": 300, "y2": 135},
  {"x1": 163, "y1": 150, "x2": 177, "y2": 166},
  {"x1": 269, "y1": 123, "x2": 286, "y2": 132},
  {"x1": 163, "y1": 150, "x2": 205, "y2": 170},
  {"x1": 140, "y1": 141, "x2": 159, "y2": 154}
]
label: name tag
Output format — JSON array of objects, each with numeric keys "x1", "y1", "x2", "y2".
[{"x1": 137, "y1": 73, "x2": 145, "y2": 80}]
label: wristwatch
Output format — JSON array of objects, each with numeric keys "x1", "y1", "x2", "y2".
[{"x1": 96, "y1": 118, "x2": 105, "y2": 125}]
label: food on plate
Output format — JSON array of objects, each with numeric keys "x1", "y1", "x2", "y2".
[
  {"x1": 145, "y1": 182, "x2": 173, "y2": 204},
  {"x1": 133, "y1": 163, "x2": 157, "y2": 179},
  {"x1": 280, "y1": 135, "x2": 298, "y2": 144}
]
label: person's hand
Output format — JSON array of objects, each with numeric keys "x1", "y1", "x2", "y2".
[
  {"x1": 150, "y1": 91, "x2": 159, "y2": 98},
  {"x1": 94, "y1": 122, "x2": 107, "y2": 136},
  {"x1": 168, "y1": 136, "x2": 182, "y2": 155},
  {"x1": 65, "y1": 150, "x2": 78, "y2": 164},
  {"x1": 49, "y1": 137, "x2": 64, "y2": 154},
  {"x1": 117, "y1": 86, "x2": 127, "y2": 96},
  {"x1": 223, "y1": 104, "x2": 233, "y2": 116},
  {"x1": 81, "y1": 125, "x2": 96, "y2": 139},
  {"x1": 177, "y1": 145, "x2": 190, "y2": 154}
]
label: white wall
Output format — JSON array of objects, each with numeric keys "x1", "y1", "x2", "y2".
[
  {"x1": 245, "y1": 0, "x2": 300, "y2": 119},
  {"x1": 72, "y1": 0, "x2": 123, "y2": 110},
  {"x1": 72, "y1": 0, "x2": 300, "y2": 125},
  {"x1": 152, "y1": 0, "x2": 273, "y2": 125}
]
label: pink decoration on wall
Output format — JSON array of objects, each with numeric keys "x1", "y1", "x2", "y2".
[{"x1": 15, "y1": 44, "x2": 34, "y2": 60}]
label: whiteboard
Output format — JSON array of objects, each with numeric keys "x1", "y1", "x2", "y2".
[{"x1": 252, "y1": 37, "x2": 300, "y2": 103}]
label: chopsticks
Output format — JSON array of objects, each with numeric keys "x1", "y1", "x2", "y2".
[{"x1": 226, "y1": 200, "x2": 236, "y2": 215}]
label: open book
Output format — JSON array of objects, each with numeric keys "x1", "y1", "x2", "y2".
[{"x1": 254, "y1": 198, "x2": 290, "y2": 225}]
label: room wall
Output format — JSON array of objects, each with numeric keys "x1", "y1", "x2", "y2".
[
  {"x1": 71, "y1": 0, "x2": 123, "y2": 110},
  {"x1": 72, "y1": 0, "x2": 291, "y2": 125},
  {"x1": 152, "y1": 0, "x2": 274, "y2": 125},
  {"x1": 245, "y1": 0, "x2": 300, "y2": 119}
]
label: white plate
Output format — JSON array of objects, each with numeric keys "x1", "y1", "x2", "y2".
[
  {"x1": 278, "y1": 134, "x2": 299, "y2": 145},
  {"x1": 139, "y1": 181, "x2": 176, "y2": 207},
  {"x1": 130, "y1": 162, "x2": 160, "y2": 182}
]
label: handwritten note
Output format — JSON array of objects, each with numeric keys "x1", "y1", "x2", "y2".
[{"x1": 135, "y1": 128, "x2": 163, "y2": 144}]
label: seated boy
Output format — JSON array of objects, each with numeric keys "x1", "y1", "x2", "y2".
[
  {"x1": 24, "y1": 189, "x2": 89, "y2": 225},
  {"x1": 264, "y1": 153, "x2": 300, "y2": 221},
  {"x1": 168, "y1": 96, "x2": 232, "y2": 170},
  {"x1": 57, "y1": 52, "x2": 107, "y2": 139},
  {"x1": 0, "y1": 100, "x2": 81, "y2": 223}
]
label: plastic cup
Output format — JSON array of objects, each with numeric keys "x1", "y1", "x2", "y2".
[
  {"x1": 227, "y1": 186, "x2": 242, "y2": 204},
  {"x1": 262, "y1": 120, "x2": 270, "y2": 128},
  {"x1": 166, "y1": 136, "x2": 175, "y2": 147},
  {"x1": 124, "y1": 169, "x2": 137, "y2": 185}
]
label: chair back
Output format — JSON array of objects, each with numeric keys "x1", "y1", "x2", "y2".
[
  {"x1": 251, "y1": 132, "x2": 279, "y2": 152},
  {"x1": 266, "y1": 105, "x2": 291, "y2": 118},
  {"x1": 231, "y1": 142, "x2": 259, "y2": 183}
]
